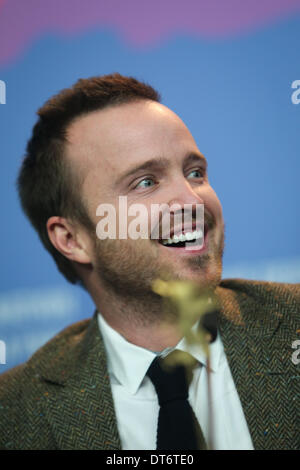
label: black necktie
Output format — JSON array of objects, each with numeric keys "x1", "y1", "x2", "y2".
[{"x1": 147, "y1": 350, "x2": 207, "y2": 450}]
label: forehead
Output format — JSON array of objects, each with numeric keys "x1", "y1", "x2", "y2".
[{"x1": 65, "y1": 100, "x2": 199, "y2": 188}]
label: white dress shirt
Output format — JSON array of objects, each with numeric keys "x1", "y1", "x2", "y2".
[{"x1": 97, "y1": 313, "x2": 254, "y2": 450}]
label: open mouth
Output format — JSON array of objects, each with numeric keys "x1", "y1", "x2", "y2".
[{"x1": 156, "y1": 225, "x2": 208, "y2": 249}]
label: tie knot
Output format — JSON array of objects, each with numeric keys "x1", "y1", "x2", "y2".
[{"x1": 147, "y1": 350, "x2": 198, "y2": 406}]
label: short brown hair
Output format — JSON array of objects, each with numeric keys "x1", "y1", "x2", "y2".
[{"x1": 17, "y1": 73, "x2": 161, "y2": 286}]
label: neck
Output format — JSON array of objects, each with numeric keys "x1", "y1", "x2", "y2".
[{"x1": 88, "y1": 281, "x2": 184, "y2": 351}]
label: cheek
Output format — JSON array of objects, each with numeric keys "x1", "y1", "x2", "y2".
[
  {"x1": 114, "y1": 203, "x2": 152, "y2": 240},
  {"x1": 204, "y1": 187, "x2": 223, "y2": 223}
]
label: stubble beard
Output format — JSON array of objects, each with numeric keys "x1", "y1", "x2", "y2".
[{"x1": 92, "y1": 226, "x2": 225, "y2": 326}]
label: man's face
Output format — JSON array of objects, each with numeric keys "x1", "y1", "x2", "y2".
[{"x1": 66, "y1": 100, "x2": 224, "y2": 297}]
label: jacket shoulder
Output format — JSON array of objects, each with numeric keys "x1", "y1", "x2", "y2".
[
  {"x1": 0, "y1": 318, "x2": 91, "y2": 449},
  {"x1": 219, "y1": 278, "x2": 300, "y2": 300},
  {"x1": 217, "y1": 278, "x2": 300, "y2": 328}
]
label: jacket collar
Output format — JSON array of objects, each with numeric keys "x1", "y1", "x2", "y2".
[{"x1": 33, "y1": 311, "x2": 121, "y2": 449}]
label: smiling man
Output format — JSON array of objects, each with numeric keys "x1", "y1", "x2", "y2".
[
  {"x1": 49, "y1": 95, "x2": 224, "y2": 349},
  {"x1": 0, "y1": 74, "x2": 299, "y2": 450}
]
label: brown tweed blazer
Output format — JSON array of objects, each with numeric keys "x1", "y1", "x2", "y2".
[{"x1": 0, "y1": 279, "x2": 299, "y2": 450}]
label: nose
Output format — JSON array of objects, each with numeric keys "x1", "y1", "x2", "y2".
[
  {"x1": 165, "y1": 178, "x2": 205, "y2": 233},
  {"x1": 152, "y1": 176, "x2": 206, "y2": 240},
  {"x1": 167, "y1": 177, "x2": 205, "y2": 211}
]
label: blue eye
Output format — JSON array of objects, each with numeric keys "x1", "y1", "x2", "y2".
[
  {"x1": 187, "y1": 169, "x2": 203, "y2": 179},
  {"x1": 135, "y1": 178, "x2": 155, "y2": 189}
]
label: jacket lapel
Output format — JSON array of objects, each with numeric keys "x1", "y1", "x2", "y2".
[
  {"x1": 38, "y1": 312, "x2": 121, "y2": 450},
  {"x1": 217, "y1": 280, "x2": 299, "y2": 450}
]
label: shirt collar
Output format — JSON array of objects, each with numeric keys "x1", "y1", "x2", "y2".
[{"x1": 97, "y1": 312, "x2": 222, "y2": 395}]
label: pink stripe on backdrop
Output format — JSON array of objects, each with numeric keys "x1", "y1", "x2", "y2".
[{"x1": 1, "y1": 0, "x2": 300, "y2": 64}]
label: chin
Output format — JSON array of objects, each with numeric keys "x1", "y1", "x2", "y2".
[{"x1": 159, "y1": 260, "x2": 222, "y2": 289}]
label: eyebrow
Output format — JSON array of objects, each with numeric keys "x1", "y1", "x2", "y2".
[{"x1": 114, "y1": 152, "x2": 207, "y2": 187}]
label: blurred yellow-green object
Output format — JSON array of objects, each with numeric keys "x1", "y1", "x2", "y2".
[{"x1": 152, "y1": 279, "x2": 219, "y2": 360}]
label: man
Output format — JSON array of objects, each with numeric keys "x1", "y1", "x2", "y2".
[{"x1": 0, "y1": 74, "x2": 299, "y2": 450}]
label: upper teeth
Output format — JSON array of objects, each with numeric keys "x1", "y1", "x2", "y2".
[{"x1": 162, "y1": 229, "x2": 203, "y2": 245}]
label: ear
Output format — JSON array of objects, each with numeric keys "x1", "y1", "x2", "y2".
[{"x1": 46, "y1": 216, "x2": 92, "y2": 264}]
